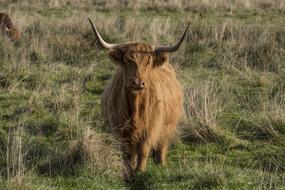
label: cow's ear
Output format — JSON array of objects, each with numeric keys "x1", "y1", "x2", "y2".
[
  {"x1": 108, "y1": 49, "x2": 124, "y2": 65},
  {"x1": 153, "y1": 52, "x2": 169, "y2": 67}
]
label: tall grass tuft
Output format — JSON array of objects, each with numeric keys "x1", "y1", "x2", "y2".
[{"x1": 181, "y1": 75, "x2": 231, "y2": 143}]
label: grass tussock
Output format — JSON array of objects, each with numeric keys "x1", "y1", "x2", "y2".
[
  {"x1": 237, "y1": 87, "x2": 285, "y2": 141},
  {"x1": 38, "y1": 127, "x2": 123, "y2": 177},
  {"x1": 181, "y1": 75, "x2": 230, "y2": 143}
]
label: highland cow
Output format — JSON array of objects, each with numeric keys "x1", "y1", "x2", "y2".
[
  {"x1": 0, "y1": 12, "x2": 20, "y2": 40},
  {"x1": 88, "y1": 18, "x2": 188, "y2": 180}
]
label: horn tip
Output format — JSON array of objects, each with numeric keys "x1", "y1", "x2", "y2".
[{"x1": 186, "y1": 23, "x2": 190, "y2": 30}]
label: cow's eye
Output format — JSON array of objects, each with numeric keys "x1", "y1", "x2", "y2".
[
  {"x1": 122, "y1": 61, "x2": 132, "y2": 67},
  {"x1": 127, "y1": 60, "x2": 136, "y2": 65}
]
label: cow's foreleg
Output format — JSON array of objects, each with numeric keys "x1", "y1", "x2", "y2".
[
  {"x1": 137, "y1": 142, "x2": 151, "y2": 172},
  {"x1": 122, "y1": 142, "x2": 137, "y2": 182},
  {"x1": 154, "y1": 143, "x2": 169, "y2": 166},
  {"x1": 130, "y1": 142, "x2": 138, "y2": 170},
  {"x1": 123, "y1": 152, "x2": 134, "y2": 182}
]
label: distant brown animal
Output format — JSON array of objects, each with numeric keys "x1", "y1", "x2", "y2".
[
  {"x1": 88, "y1": 18, "x2": 188, "y2": 180},
  {"x1": 0, "y1": 13, "x2": 20, "y2": 40}
]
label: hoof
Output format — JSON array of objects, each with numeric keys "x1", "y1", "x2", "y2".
[{"x1": 124, "y1": 175, "x2": 135, "y2": 183}]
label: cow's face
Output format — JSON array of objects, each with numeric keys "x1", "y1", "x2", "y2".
[
  {"x1": 88, "y1": 18, "x2": 188, "y2": 92},
  {"x1": 108, "y1": 44, "x2": 168, "y2": 92}
]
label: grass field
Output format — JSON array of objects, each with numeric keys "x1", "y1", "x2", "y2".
[{"x1": 0, "y1": 0, "x2": 285, "y2": 189}]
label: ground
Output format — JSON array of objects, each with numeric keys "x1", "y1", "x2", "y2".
[{"x1": 0, "y1": 1, "x2": 284, "y2": 190}]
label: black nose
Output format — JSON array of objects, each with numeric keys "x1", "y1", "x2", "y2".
[
  {"x1": 132, "y1": 79, "x2": 139, "y2": 86},
  {"x1": 130, "y1": 78, "x2": 145, "y2": 90}
]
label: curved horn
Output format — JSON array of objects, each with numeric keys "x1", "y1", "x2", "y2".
[
  {"x1": 88, "y1": 18, "x2": 119, "y2": 49},
  {"x1": 155, "y1": 24, "x2": 190, "y2": 53}
]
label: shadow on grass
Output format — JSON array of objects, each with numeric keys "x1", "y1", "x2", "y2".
[
  {"x1": 37, "y1": 143, "x2": 85, "y2": 177},
  {"x1": 126, "y1": 171, "x2": 192, "y2": 190},
  {"x1": 127, "y1": 172, "x2": 154, "y2": 190}
]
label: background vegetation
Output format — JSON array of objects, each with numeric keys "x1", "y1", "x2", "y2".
[{"x1": 0, "y1": 0, "x2": 284, "y2": 189}]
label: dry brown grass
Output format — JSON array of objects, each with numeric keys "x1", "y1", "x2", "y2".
[
  {"x1": 181, "y1": 75, "x2": 231, "y2": 143},
  {"x1": 34, "y1": 128, "x2": 123, "y2": 178},
  {"x1": 2, "y1": 0, "x2": 284, "y2": 10},
  {"x1": 250, "y1": 87, "x2": 285, "y2": 140}
]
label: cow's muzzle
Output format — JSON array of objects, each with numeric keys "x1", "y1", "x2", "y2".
[{"x1": 128, "y1": 78, "x2": 145, "y2": 91}]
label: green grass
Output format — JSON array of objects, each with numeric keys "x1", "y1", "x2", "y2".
[{"x1": 0, "y1": 1, "x2": 285, "y2": 190}]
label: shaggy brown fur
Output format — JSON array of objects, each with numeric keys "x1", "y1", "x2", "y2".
[
  {"x1": 101, "y1": 43, "x2": 183, "y2": 179},
  {"x1": 0, "y1": 13, "x2": 20, "y2": 40}
]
